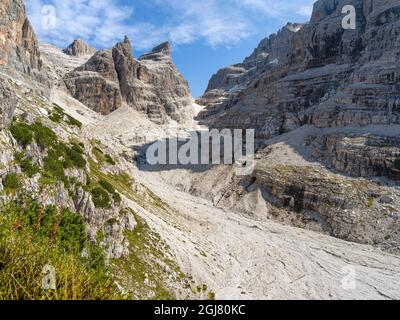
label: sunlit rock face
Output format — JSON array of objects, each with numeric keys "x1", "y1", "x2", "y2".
[
  {"x1": 64, "y1": 37, "x2": 193, "y2": 122},
  {"x1": 63, "y1": 39, "x2": 97, "y2": 57},
  {"x1": 0, "y1": 0, "x2": 42, "y2": 74},
  {"x1": 199, "y1": 0, "x2": 400, "y2": 139}
]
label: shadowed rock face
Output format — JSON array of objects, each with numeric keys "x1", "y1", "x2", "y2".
[
  {"x1": 199, "y1": 0, "x2": 400, "y2": 139},
  {"x1": 0, "y1": 0, "x2": 42, "y2": 74},
  {"x1": 64, "y1": 37, "x2": 193, "y2": 122},
  {"x1": 0, "y1": 81, "x2": 18, "y2": 129},
  {"x1": 64, "y1": 49, "x2": 122, "y2": 114},
  {"x1": 63, "y1": 39, "x2": 97, "y2": 57}
]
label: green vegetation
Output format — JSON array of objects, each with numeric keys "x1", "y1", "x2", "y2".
[
  {"x1": 15, "y1": 152, "x2": 40, "y2": 178},
  {"x1": 10, "y1": 121, "x2": 57, "y2": 150},
  {"x1": 31, "y1": 122, "x2": 57, "y2": 150},
  {"x1": 208, "y1": 291, "x2": 216, "y2": 300},
  {"x1": 50, "y1": 104, "x2": 82, "y2": 128},
  {"x1": 112, "y1": 210, "x2": 189, "y2": 300},
  {"x1": 91, "y1": 187, "x2": 111, "y2": 209},
  {"x1": 10, "y1": 122, "x2": 33, "y2": 147},
  {"x1": 367, "y1": 197, "x2": 375, "y2": 209},
  {"x1": 66, "y1": 115, "x2": 82, "y2": 129},
  {"x1": 2, "y1": 173, "x2": 21, "y2": 191},
  {"x1": 0, "y1": 197, "x2": 122, "y2": 299},
  {"x1": 92, "y1": 146, "x2": 116, "y2": 165},
  {"x1": 99, "y1": 179, "x2": 122, "y2": 205},
  {"x1": 105, "y1": 154, "x2": 116, "y2": 165}
]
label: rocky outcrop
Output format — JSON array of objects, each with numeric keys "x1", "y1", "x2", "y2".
[
  {"x1": 252, "y1": 163, "x2": 400, "y2": 250},
  {"x1": 0, "y1": 0, "x2": 42, "y2": 74},
  {"x1": 63, "y1": 37, "x2": 193, "y2": 122},
  {"x1": 64, "y1": 50, "x2": 122, "y2": 114},
  {"x1": 0, "y1": 81, "x2": 18, "y2": 129},
  {"x1": 63, "y1": 39, "x2": 96, "y2": 57},
  {"x1": 198, "y1": 22, "x2": 304, "y2": 109},
  {"x1": 199, "y1": 0, "x2": 400, "y2": 139},
  {"x1": 309, "y1": 134, "x2": 400, "y2": 180}
]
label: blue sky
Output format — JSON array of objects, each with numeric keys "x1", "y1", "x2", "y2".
[{"x1": 25, "y1": 0, "x2": 316, "y2": 97}]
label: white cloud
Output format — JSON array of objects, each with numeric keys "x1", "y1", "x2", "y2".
[{"x1": 25, "y1": 0, "x2": 316, "y2": 51}]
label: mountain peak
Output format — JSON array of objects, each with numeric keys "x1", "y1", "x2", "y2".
[
  {"x1": 63, "y1": 39, "x2": 96, "y2": 57},
  {"x1": 151, "y1": 41, "x2": 172, "y2": 56}
]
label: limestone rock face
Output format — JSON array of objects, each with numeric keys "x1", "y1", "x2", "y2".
[
  {"x1": 64, "y1": 50, "x2": 122, "y2": 114},
  {"x1": 0, "y1": 81, "x2": 18, "y2": 129},
  {"x1": 63, "y1": 39, "x2": 97, "y2": 57},
  {"x1": 309, "y1": 134, "x2": 400, "y2": 180},
  {"x1": 0, "y1": 0, "x2": 42, "y2": 74},
  {"x1": 63, "y1": 37, "x2": 193, "y2": 122},
  {"x1": 199, "y1": 0, "x2": 400, "y2": 139},
  {"x1": 200, "y1": 23, "x2": 304, "y2": 105}
]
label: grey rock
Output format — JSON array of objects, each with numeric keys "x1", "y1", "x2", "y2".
[
  {"x1": 0, "y1": 0, "x2": 42, "y2": 74},
  {"x1": 0, "y1": 81, "x2": 18, "y2": 129},
  {"x1": 63, "y1": 39, "x2": 96, "y2": 57},
  {"x1": 199, "y1": 0, "x2": 400, "y2": 139},
  {"x1": 64, "y1": 37, "x2": 193, "y2": 122},
  {"x1": 310, "y1": 134, "x2": 400, "y2": 180}
]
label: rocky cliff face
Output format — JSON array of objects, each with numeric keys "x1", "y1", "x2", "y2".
[
  {"x1": 191, "y1": 0, "x2": 400, "y2": 253},
  {"x1": 64, "y1": 49, "x2": 122, "y2": 114},
  {"x1": 0, "y1": 82, "x2": 18, "y2": 129},
  {"x1": 0, "y1": 0, "x2": 42, "y2": 74},
  {"x1": 197, "y1": 22, "x2": 304, "y2": 108},
  {"x1": 64, "y1": 37, "x2": 193, "y2": 122},
  {"x1": 63, "y1": 39, "x2": 97, "y2": 57},
  {"x1": 199, "y1": 0, "x2": 400, "y2": 138}
]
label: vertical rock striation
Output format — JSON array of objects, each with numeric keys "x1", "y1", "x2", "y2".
[
  {"x1": 0, "y1": 0, "x2": 42, "y2": 74},
  {"x1": 63, "y1": 37, "x2": 193, "y2": 122}
]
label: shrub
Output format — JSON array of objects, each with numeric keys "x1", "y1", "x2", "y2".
[
  {"x1": 66, "y1": 148, "x2": 86, "y2": 169},
  {"x1": 43, "y1": 150, "x2": 67, "y2": 184},
  {"x1": 99, "y1": 180, "x2": 115, "y2": 194},
  {"x1": 31, "y1": 122, "x2": 57, "y2": 149},
  {"x1": 66, "y1": 115, "x2": 82, "y2": 128},
  {"x1": 91, "y1": 187, "x2": 111, "y2": 209},
  {"x1": 10, "y1": 121, "x2": 57, "y2": 150},
  {"x1": 99, "y1": 180, "x2": 121, "y2": 205},
  {"x1": 10, "y1": 122, "x2": 33, "y2": 147},
  {"x1": 15, "y1": 152, "x2": 39, "y2": 178},
  {"x1": 105, "y1": 154, "x2": 116, "y2": 165},
  {"x1": 49, "y1": 112, "x2": 62, "y2": 123},
  {"x1": 2, "y1": 173, "x2": 21, "y2": 191}
]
